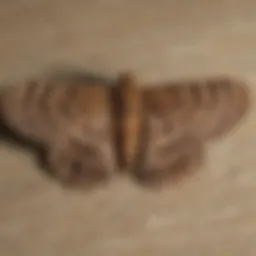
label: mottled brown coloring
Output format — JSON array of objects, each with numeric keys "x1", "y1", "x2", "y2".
[{"x1": 0, "y1": 73, "x2": 250, "y2": 189}]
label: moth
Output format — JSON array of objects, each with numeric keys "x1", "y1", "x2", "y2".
[{"x1": 0, "y1": 72, "x2": 250, "y2": 189}]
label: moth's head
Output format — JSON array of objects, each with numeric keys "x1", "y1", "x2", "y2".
[{"x1": 48, "y1": 141, "x2": 112, "y2": 190}]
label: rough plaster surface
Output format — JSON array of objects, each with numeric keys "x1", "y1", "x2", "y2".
[{"x1": 0, "y1": 0, "x2": 256, "y2": 255}]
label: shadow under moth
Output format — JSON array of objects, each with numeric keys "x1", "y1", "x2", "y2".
[{"x1": 0, "y1": 72, "x2": 250, "y2": 189}]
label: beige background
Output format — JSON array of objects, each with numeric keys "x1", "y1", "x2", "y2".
[{"x1": 1, "y1": 0, "x2": 256, "y2": 255}]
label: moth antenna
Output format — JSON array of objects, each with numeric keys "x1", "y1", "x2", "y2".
[{"x1": 117, "y1": 72, "x2": 143, "y2": 167}]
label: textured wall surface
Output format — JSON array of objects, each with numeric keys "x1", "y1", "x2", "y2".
[{"x1": 0, "y1": 0, "x2": 256, "y2": 255}]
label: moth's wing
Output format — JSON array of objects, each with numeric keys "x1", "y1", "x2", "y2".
[
  {"x1": 0, "y1": 79, "x2": 116, "y2": 144},
  {"x1": 140, "y1": 77, "x2": 250, "y2": 141},
  {"x1": 42, "y1": 85, "x2": 117, "y2": 188},
  {"x1": 129, "y1": 82, "x2": 208, "y2": 187},
  {"x1": 184, "y1": 77, "x2": 250, "y2": 139},
  {"x1": 131, "y1": 76, "x2": 250, "y2": 187},
  {"x1": 47, "y1": 136, "x2": 113, "y2": 189},
  {"x1": 0, "y1": 79, "x2": 117, "y2": 188},
  {"x1": 0, "y1": 80, "x2": 67, "y2": 143},
  {"x1": 46, "y1": 84, "x2": 118, "y2": 188},
  {"x1": 131, "y1": 117, "x2": 204, "y2": 187}
]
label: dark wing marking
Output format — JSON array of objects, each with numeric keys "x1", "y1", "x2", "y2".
[
  {"x1": 142, "y1": 76, "x2": 250, "y2": 141},
  {"x1": 131, "y1": 120, "x2": 204, "y2": 187},
  {"x1": 47, "y1": 137, "x2": 114, "y2": 189}
]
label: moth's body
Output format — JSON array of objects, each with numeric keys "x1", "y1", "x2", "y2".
[
  {"x1": 117, "y1": 74, "x2": 144, "y2": 167},
  {"x1": 0, "y1": 73, "x2": 250, "y2": 189},
  {"x1": 0, "y1": 79, "x2": 117, "y2": 187}
]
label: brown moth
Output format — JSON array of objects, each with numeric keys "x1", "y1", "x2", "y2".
[
  {"x1": 118, "y1": 73, "x2": 250, "y2": 187},
  {"x1": 0, "y1": 72, "x2": 250, "y2": 189},
  {"x1": 0, "y1": 78, "x2": 118, "y2": 188}
]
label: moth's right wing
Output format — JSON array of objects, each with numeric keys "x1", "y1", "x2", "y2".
[
  {"x1": 130, "y1": 76, "x2": 250, "y2": 187},
  {"x1": 116, "y1": 74, "x2": 205, "y2": 187}
]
